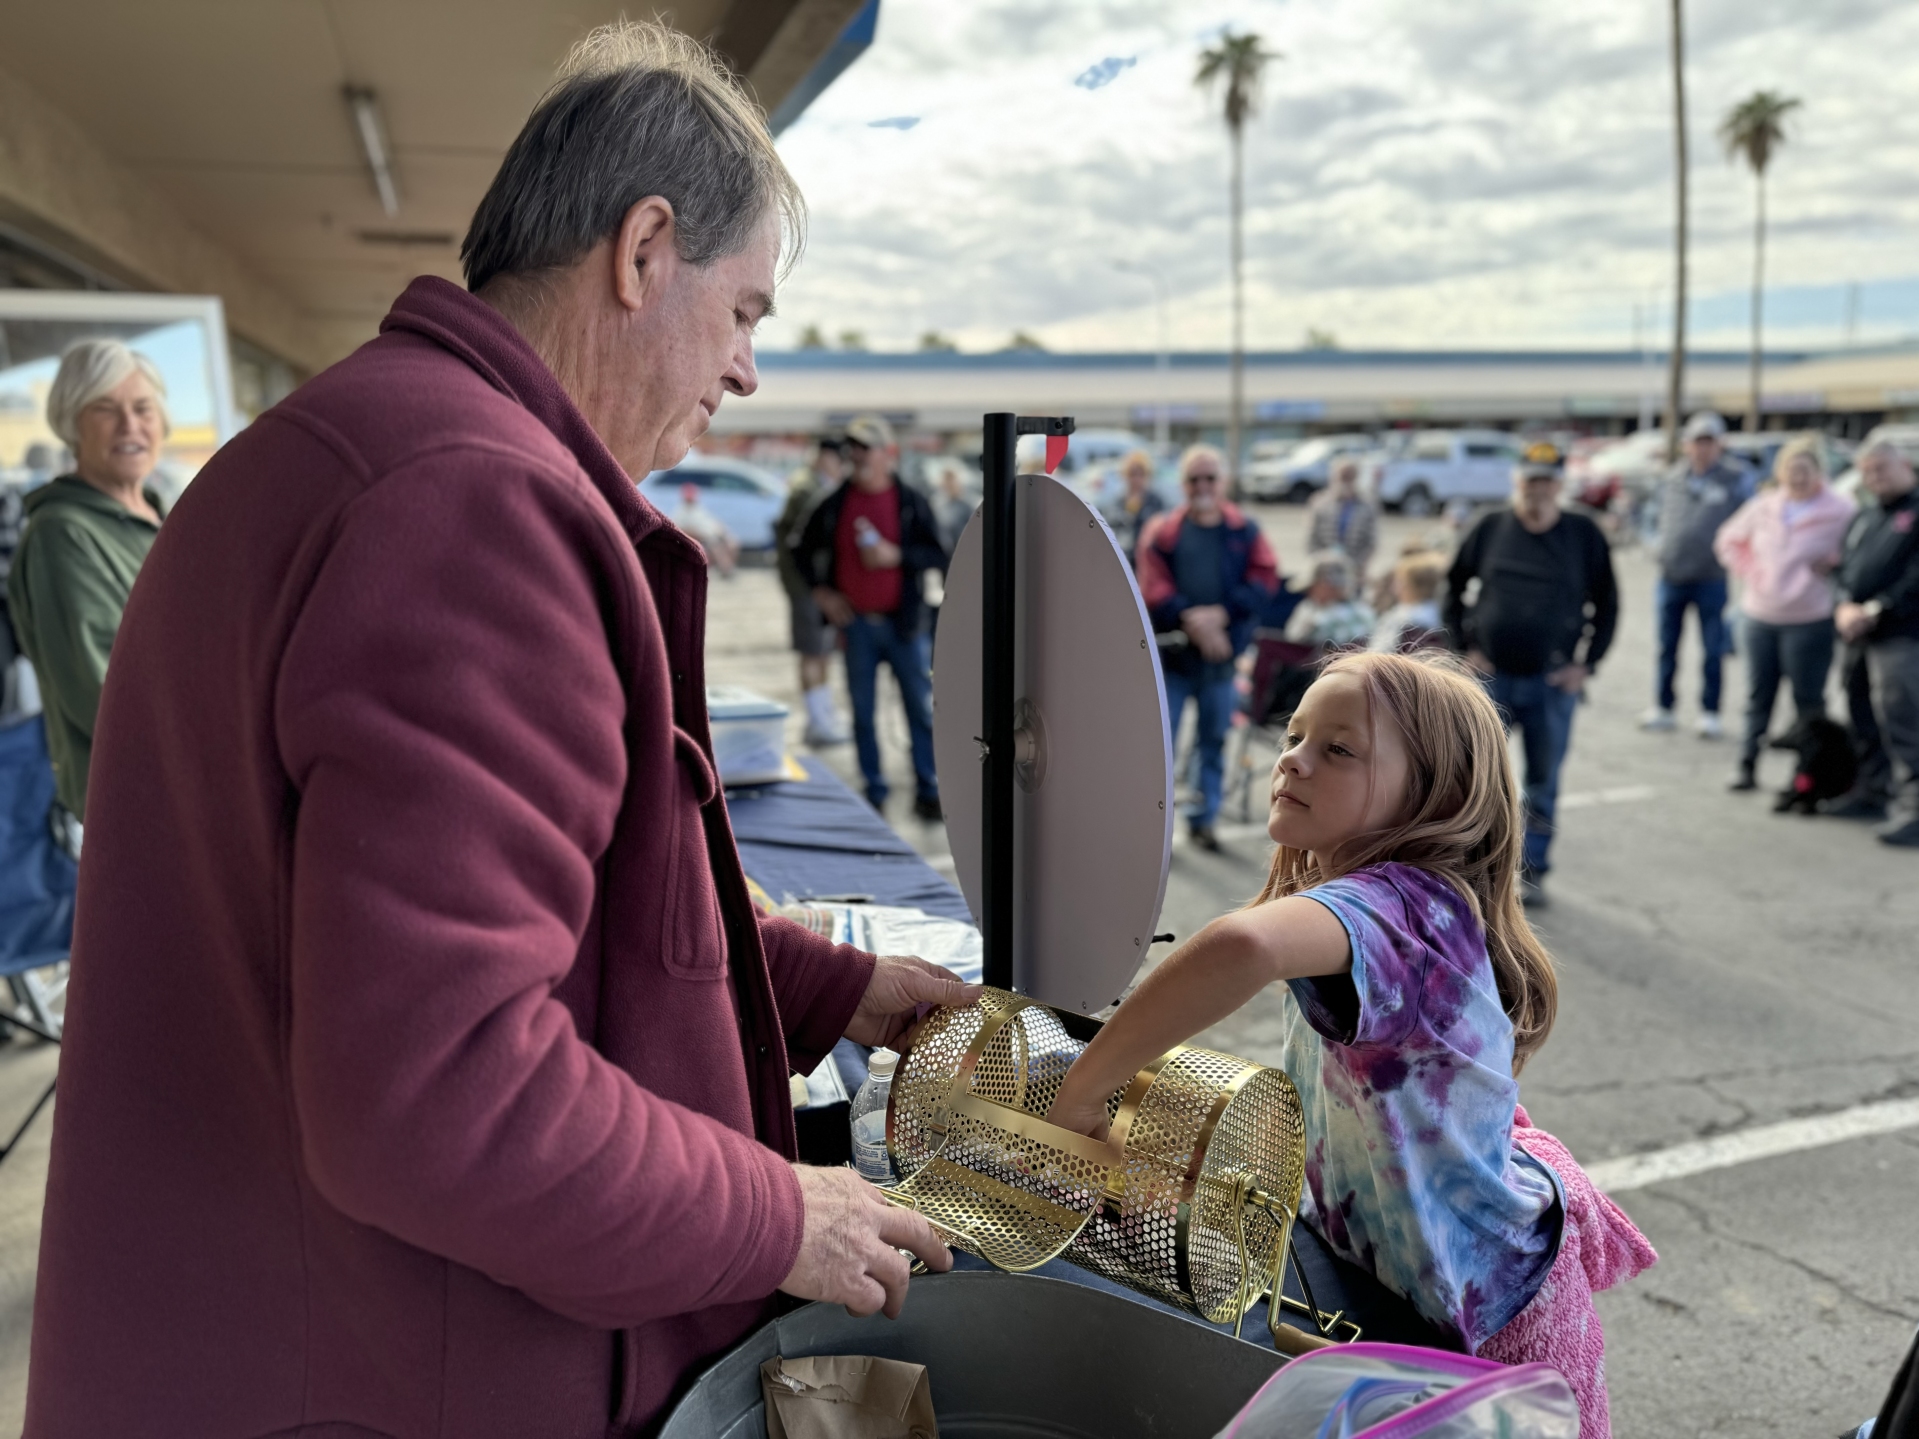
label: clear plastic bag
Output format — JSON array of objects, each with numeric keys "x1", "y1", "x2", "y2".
[{"x1": 1215, "y1": 1342, "x2": 1579, "y2": 1439}]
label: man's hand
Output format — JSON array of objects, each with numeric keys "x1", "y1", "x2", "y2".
[
  {"x1": 846, "y1": 955, "x2": 983, "y2": 1049},
  {"x1": 853, "y1": 519, "x2": 903, "y2": 571},
  {"x1": 813, "y1": 586, "x2": 854, "y2": 627},
  {"x1": 1180, "y1": 604, "x2": 1234, "y2": 664},
  {"x1": 1546, "y1": 663, "x2": 1589, "y2": 696},
  {"x1": 1464, "y1": 648, "x2": 1495, "y2": 677},
  {"x1": 780, "y1": 1166, "x2": 952, "y2": 1317},
  {"x1": 1836, "y1": 601, "x2": 1875, "y2": 642}
]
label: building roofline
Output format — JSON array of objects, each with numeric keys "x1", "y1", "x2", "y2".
[{"x1": 754, "y1": 345, "x2": 1875, "y2": 370}]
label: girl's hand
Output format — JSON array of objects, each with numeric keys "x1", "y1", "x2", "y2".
[{"x1": 1044, "y1": 1089, "x2": 1113, "y2": 1143}]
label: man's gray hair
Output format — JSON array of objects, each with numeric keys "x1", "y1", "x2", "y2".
[
  {"x1": 46, "y1": 339, "x2": 169, "y2": 447},
  {"x1": 461, "y1": 20, "x2": 805, "y2": 292},
  {"x1": 1858, "y1": 439, "x2": 1914, "y2": 473}
]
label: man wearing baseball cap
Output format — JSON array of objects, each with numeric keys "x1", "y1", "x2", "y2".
[
  {"x1": 1643, "y1": 411, "x2": 1754, "y2": 737},
  {"x1": 1445, "y1": 441, "x2": 1618, "y2": 904},
  {"x1": 795, "y1": 414, "x2": 948, "y2": 818}
]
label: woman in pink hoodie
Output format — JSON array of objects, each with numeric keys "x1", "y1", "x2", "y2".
[{"x1": 1715, "y1": 437, "x2": 1856, "y2": 790}]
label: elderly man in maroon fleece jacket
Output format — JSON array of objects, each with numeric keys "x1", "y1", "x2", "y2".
[{"x1": 25, "y1": 23, "x2": 971, "y2": 1439}]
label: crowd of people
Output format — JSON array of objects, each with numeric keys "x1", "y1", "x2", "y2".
[{"x1": 753, "y1": 411, "x2": 1919, "y2": 885}]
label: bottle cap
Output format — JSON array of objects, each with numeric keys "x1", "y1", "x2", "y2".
[{"x1": 868, "y1": 1047, "x2": 899, "y2": 1079}]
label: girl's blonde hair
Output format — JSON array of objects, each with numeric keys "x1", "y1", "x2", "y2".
[{"x1": 1252, "y1": 649, "x2": 1558, "y2": 1070}]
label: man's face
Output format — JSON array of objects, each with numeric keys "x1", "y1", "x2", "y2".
[
  {"x1": 633, "y1": 215, "x2": 779, "y2": 473},
  {"x1": 1183, "y1": 459, "x2": 1223, "y2": 516},
  {"x1": 1512, "y1": 469, "x2": 1561, "y2": 512},
  {"x1": 1687, "y1": 435, "x2": 1721, "y2": 472},
  {"x1": 1862, "y1": 450, "x2": 1918, "y2": 502},
  {"x1": 847, "y1": 441, "x2": 894, "y2": 493}
]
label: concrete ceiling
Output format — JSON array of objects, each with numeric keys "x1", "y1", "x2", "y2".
[{"x1": 1, "y1": 0, "x2": 862, "y2": 367}]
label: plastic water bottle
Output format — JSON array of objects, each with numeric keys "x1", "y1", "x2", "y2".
[{"x1": 850, "y1": 1048, "x2": 899, "y2": 1186}]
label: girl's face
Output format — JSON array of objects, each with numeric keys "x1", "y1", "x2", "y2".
[{"x1": 1269, "y1": 671, "x2": 1413, "y2": 855}]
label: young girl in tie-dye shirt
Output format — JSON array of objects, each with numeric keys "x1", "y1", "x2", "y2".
[{"x1": 1051, "y1": 650, "x2": 1653, "y2": 1438}]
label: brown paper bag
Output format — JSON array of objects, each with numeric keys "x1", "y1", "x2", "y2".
[{"x1": 760, "y1": 1354, "x2": 939, "y2": 1439}]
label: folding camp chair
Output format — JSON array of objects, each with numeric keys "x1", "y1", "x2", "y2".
[{"x1": 0, "y1": 713, "x2": 77, "y2": 1163}]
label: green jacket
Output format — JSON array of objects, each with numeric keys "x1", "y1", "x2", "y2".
[{"x1": 8, "y1": 476, "x2": 164, "y2": 817}]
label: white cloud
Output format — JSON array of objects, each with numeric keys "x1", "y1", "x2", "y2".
[{"x1": 766, "y1": 0, "x2": 1919, "y2": 353}]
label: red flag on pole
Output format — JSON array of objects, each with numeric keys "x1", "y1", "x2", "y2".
[{"x1": 1044, "y1": 434, "x2": 1069, "y2": 475}]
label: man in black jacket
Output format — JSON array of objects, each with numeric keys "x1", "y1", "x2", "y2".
[
  {"x1": 795, "y1": 414, "x2": 949, "y2": 817},
  {"x1": 1832, "y1": 441, "x2": 1919, "y2": 846},
  {"x1": 1446, "y1": 443, "x2": 1618, "y2": 903}
]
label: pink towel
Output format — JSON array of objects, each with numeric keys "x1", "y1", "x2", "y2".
[{"x1": 1478, "y1": 1105, "x2": 1658, "y2": 1439}]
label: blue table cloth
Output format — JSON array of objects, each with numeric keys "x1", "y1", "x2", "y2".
[{"x1": 726, "y1": 758, "x2": 972, "y2": 924}]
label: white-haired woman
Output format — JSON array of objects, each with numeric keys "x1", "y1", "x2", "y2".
[{"x1": 7, "y1": 338, "x2": 168, "y2": 824}]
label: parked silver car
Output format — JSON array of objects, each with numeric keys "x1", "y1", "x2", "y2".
[{"x1": 1246, "y1": 432, "x2": 1375, "y2": 503}]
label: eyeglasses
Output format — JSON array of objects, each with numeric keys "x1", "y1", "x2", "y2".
[{"x1": 1186, "y1": 471, "x2": 1222, "y2": 483}]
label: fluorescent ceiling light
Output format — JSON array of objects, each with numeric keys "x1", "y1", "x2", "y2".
[{"x1": 343, "y1": 86, "x2": 400, "y2": 218}]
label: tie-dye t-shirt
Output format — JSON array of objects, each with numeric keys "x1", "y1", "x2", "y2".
[{"x1": 1283, "y1": 861, "x2": 1561, "y2": 1351}]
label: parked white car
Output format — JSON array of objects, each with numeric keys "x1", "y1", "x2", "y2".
[
  {"x1": 1373, "y1": 430, "x2": 1526, "y2": 515},
  {"x1": 1246, "y1": 432, "x2": 1376, "y2": 503},
  {"x1": 639, "y1": 453, "x2": 787, "y2": 549}
]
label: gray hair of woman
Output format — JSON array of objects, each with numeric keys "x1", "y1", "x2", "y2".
[
  {"x1": 1305, "y1": 549, "x2": 1356, "y2": 599},
  {"x1": 46, "y1": 339, "x2": 170, "y2": 448},
  {"x1": 460, "y1": 19, "x2": 807, "y2": 295}
]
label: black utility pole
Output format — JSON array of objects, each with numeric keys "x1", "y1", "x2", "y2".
[{"x1": 978, "y1": 412, "x2": 1073, "y2": 993}]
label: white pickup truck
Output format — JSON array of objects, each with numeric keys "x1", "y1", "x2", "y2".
[{"x1": 1370, "y1": 429, "x2": 1526, "y2": 516}]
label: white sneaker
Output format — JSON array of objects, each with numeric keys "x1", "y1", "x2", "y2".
[
  {"x1": 1639, "y1": 707, "x2": 1676, "y2": 732},
  {"x1": 1695, "y1": 712, "x2": 1724, "y2": 740},
  {"x1": 804, "y1": 719, "x2": 850, "y2": 746},
  {"x1": 802, "y1": 686, "x2": 851, "y2": 746}
]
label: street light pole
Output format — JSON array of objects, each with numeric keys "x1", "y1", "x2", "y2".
[{"x1": 1114, "y1": 260, "x2": 1170, "y2": 453}]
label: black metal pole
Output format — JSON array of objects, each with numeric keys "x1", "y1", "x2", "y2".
[{"x1": 980, "y1": 412, "x2": 1018, "y2": 991}]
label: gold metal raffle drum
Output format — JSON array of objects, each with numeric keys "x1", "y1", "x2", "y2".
[{"x1": 886, "y1": 988, "x2": 1309, "y2": 1333}]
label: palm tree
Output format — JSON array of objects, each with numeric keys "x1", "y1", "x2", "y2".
[
  {"x1": 1196, "y1": 30, "x2": 1278, "y2": 487},
  {"x1": 1662, "y1": 0, "x2": 1688, "y2": 464},
  {"x1": 1720, "y1": 90, "x2": 1801, "y2": 432}
]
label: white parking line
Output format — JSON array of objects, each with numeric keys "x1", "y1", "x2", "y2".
[
  {"x1": 1583, "y1": 1096, "x2": 1919, "y2": 1194},
  {"x1": 1557, "y1": 785, "x2": 1658, "y2": 810}
]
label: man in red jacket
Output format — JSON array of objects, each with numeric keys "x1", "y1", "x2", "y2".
[{"x1": 26, "y1": 22, "x2": 968, "y2": 1438}]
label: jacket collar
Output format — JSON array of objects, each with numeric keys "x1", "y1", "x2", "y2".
[
  {"x1": 377, "y1": 276, "x2": 677, "y2": 551},
  {"x1": 27, "y1": 474, "x2": 165, "y2": 527}
]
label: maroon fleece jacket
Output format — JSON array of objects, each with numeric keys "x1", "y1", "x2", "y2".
[{"x1": 25, "y1": 277, "x2": 874, "y2": 1437}]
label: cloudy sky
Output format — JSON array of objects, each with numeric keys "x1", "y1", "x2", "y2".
[{"x1": 764, "y1": 0, "x2": 1919, "y2": 355}]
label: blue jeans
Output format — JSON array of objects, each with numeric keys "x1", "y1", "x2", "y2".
[
  {"x1": 1656, "y1": 578, "x2": 1729, "y2": 713},
  {"x1": 1163, "y1": 665, "x2": 1236, "y2": 829},
  {"x1": 1738, "y1": 616, "x2": 1836, "y2": 764},
  {"x1": 843, "y1": 615, "x2": 938, "y2": 805},
  {"x1": 1486, "y1": 671, "x2": 1579, "y2": 876}
]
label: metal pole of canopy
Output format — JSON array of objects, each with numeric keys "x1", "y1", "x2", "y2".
[
  {"x1": 979, "y1": 413, "x2": 1073, "y2": 993},
  {"x1": 979, "y1": 412, "x2": 1018, "y2": 991}
]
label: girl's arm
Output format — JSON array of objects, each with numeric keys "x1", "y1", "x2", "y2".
[{"x1": 1046, "y1": 896, "x2": 1351, "y2": 1138}]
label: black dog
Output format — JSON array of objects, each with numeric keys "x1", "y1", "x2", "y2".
[{"x1": 1768, "y1": 715, "x2": 1857, "y2": 814}]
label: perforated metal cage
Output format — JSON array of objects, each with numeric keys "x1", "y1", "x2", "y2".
[{"x1": 886, "y1": 988, "x2": 1307, "y2": 1326}]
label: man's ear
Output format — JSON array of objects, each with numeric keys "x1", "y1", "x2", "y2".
[{"x1": 612, "y1": 196, "x2": 677, "y2": 315}]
